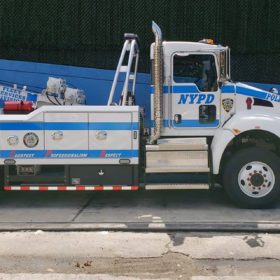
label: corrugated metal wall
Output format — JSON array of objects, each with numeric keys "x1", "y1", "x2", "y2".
[{"x1": 0, "y1": 0, "x2": 279, "y2": 83}]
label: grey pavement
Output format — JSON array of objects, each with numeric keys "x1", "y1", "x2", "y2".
[
  {"x1": 1, "y1": 232, "x2": 280, "y2": 278},
  {"x1": 0, "y1": 189, "x2": 279, "y2": 230}
]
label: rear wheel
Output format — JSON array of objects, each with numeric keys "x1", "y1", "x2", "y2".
[{"x1": 223, "y1": 147, "x2": 280, "y2": 208}]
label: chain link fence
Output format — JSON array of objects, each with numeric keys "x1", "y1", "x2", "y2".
[{"x1": 0, "y1": 0, "x2": 279, "y2": 83}]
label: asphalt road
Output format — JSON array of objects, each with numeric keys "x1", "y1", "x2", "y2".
[{"x1": 0, "y1": 189, "x2": 279, "y2": 231}]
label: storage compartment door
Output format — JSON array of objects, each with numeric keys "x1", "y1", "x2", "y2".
[
  {"x1": 89, "y1": 112, "x2": 134, "y2": 159},
  {"x1": 44, "y1": 112, "x2": 88, "y2": 158}
]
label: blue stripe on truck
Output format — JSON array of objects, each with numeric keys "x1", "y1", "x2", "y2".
[
  {"x1": 0, "y1": 122, "x2": 139, "y2": 130},
  {"x1": 0, "y1": 122, "x2": 44, "y2": 130},
  {"x1": 150, "y1": 119, "x2": 219, "y2": 128}
]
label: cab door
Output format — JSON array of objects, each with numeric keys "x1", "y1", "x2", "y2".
[{"x1": 170, "y1": 52, "x2": 220, "y2": 132}]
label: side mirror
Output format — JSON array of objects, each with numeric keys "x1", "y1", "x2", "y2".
[{"x1": 270, "y1": 87, "x2": 279, "y2": 94}]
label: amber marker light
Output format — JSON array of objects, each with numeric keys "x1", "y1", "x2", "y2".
[{"x1": 232, "y1": 128, "x2": 241, "y2": 135}]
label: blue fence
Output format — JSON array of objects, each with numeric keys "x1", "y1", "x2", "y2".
[{"x1": 0, "y1": 59, "x2": 279, "y2": 126}]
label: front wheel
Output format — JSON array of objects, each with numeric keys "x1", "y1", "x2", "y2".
[{"x1": 223, "y1": 147, "x2": 280, "y2": 208}]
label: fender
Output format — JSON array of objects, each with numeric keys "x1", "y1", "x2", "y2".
[{"x1": 211, "y1": 110, "x2": 280, "y2": 174}]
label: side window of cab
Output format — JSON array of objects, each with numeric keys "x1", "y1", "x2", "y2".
[{"x1": 173, "y1": 54, "x2": 218, "y2": 92}]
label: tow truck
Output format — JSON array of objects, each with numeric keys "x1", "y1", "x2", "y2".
[{"x1": 1, "y1": 22, "x2": 280, "y2": 208}]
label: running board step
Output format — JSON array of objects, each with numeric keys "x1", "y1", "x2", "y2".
[
  {"x1": 145, "y1": 166, "x2": 209, "y2": 173},
  {"x1": 146, "y1": 137, "x2": 208, "y2": 151},
  {"x1": 146, "y1": 138, "x2": 209, "y2": 174},
  {"x1": 145, "y1": 183, "x2": 209, "y2": 190},
  {"x1": 146, "y1": 150, "x2": 209, "y2": 173}
]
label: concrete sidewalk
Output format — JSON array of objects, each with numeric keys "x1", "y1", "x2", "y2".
[
  {"x1": 0, "y1": 275, "x2": 280, "y2": 280},
  {"x1": 0, "y1": 232, "x2": 280, "y2": 279},
  {"x1": 0, "y1": 231, "x2": 279, "y2": 260}
]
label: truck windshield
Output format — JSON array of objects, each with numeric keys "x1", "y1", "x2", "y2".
[{"x1": 173, "y1": 54, "x2": 218, "y2": 92}]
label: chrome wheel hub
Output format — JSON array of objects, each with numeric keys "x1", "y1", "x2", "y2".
[{"x1": 238, "y1": 161, "x2": 275, "y2": 198}]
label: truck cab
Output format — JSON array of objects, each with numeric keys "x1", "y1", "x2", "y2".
[{"x1": 150, "y1": 40, "x2": 231, "y2": 136}]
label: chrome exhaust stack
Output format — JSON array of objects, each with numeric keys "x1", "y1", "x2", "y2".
[{"x1": 150, "y1": 21, "x2": 163, "y2": 144}]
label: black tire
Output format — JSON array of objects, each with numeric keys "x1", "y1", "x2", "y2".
[{"x1": 223, "y1": 147, "x2": 280, "y2": 208}]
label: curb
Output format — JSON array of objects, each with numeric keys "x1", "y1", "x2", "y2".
[{"x1": 0, "y1": 221, "x2": 279, "y2": 232}]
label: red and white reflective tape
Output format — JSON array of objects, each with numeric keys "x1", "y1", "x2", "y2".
[{"x1": 4, "y1": 185, "x2": 139, "y2": 191}]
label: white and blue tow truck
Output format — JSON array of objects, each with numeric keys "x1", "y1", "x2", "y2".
[{"x1": 0, "y1": 22, "x2": 280, "y2": 208}]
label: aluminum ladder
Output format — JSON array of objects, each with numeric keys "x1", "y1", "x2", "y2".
[{"x1": 107, "y1": 33, "x2": 140, "y2": 106}]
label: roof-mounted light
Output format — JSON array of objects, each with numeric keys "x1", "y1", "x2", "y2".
[{"x1": 199, "y1": 38, "x2": 214, "y2": 45}]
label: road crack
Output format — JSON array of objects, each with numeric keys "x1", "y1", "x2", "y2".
[{"x1": 71, "y1": 194, "x2": 95, "y2": 222}]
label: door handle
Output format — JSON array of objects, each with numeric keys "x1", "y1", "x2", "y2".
[
  {"x1": 174, "y1": 114, "x2": 182, "y2": 124},
  {"x1": 96, "y1": 131, "x2": 107, "y2": 140}
]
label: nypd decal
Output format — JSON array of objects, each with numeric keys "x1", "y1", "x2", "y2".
[
  {"x1": 222, "y1": 98, "x2": 234, "y2": 112},
  {"x1": 178, "y1": 94, "x2": 215, "y2": 105}
]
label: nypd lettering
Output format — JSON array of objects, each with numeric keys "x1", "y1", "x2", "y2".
[
  {"x1": 178, "y1": 94, "x2": 215, "y2": 105},
  {"x1": 265, "y1": 93, "x2": 280, "y2": 103}
]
